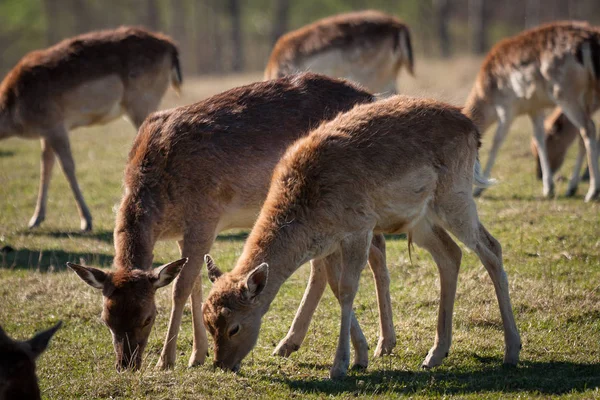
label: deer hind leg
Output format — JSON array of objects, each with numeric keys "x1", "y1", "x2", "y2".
[
  {"x1": 442, "y1": 195, "x2": 521, "y2": 365},
  {"x1": 566, "y1": 138, "x2": 587, "y2": 197},
  {"x1": 157, "y1": 228, "x2": 215, "y2": 370},
  {"x1": 474, "y1": 107, "x2": 513, "y2": 197},
  {"x1": 556, "y1": 100, "x2": 600, "y2": 201},
  {"x1": 273, "y1": 258, "x2": 328, "y2": 357},
  {"x1": 46, "y1": 129, "x2": 92, "y2": 231},
  {"x1": 411, "y1": 220, "x2": 462, "y2": 369},
  {"x1": 327, "y1": 233, "x2": 372, "y2": 379},
  {"x1": 28, "y1": 138, "x2": 56, "y2": 229},
  {"x1": 530, "y1": 112, "x2": 555, "y2": 198},
  {"x1": 369, "y1": 233, "x2": 396, "y2": 357}
]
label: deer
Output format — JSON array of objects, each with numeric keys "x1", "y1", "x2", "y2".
[
  {"x1": 67, "y1": 73, "x2": 397, "y2": 371},
  {"x1": 264, "y1": 10, "x2": 414, "y2": 96},
  {"x1": 0, "y1": 26, "x2": 182, "y2": 231},
  {"x1": 0, "y1": 322, "x2": 61, "y2": 400},
  {"x1": 463, "y1": 21, "x2": 600, "y2": 202},
  {"x1": 202, "y1": 95, "x2": 521, "y2": 379},
  {"x1": 530, "y1": 107, "x2": 598, "y2": 189}
]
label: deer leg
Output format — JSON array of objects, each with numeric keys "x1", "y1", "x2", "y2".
[
  {"x1": 474, "y1": 107, "x2": 513, "y2": 197},
  {"x1": 566, "y1": 138, "x2": 587, "y2": 197},
  {"x1": 411, "y1": 221, "x2": 462, "y2": 369},
  {"x1": 157, "y1": 230, "x2": 215, "y2": 370},
  {"x1": 530, "y1": 112, "x2": 555, "y2": 198},
  {"x1": 329, "y1": 233, "x2": 372, "y2": 379},
  {"x1": 369, "y1": 234, "x2": 396, "y2": 357},
  {"x1": 556, "y1": 101, "x2": 600, "y2": 201},
  {"x1": 443, "y1": 197, "x2": 521, "y2": 366},
  {"x1": 273, "y1": 259, "x2": 327, "y2": 357},
  {"x1": 28, "y1": 138, "x2": 56, "y2": 229},
  {"x1": 46, "y1": 130, "x2": 92, "y2": 231}
]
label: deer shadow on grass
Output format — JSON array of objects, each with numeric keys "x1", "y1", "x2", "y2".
[
  {"x1": 22, "y1": 229, "x2": 114, "y2": 244},
  {"x1": 0, "y1": 149, "x2": 15, "y2": 157},
  {"x1": 0, "y1": 247, "x2": 115, "y2": 271},
  {"x1": 272, "y1": 359, "x2": 600, "y2": 396}
]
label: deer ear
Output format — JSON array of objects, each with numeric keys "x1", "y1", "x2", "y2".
[
  {"x1": 152, "y1": 258, "x2": 188, "y2": 289},
  {"x1": 205, "y1": 254, "x2": 223, "y2": 283},
  {"x1": 243, "y1": 263, "x2": 268, "y2": 299},
  {"x1": 67, "y1": 263, "x2": 107, "y2": 289},
  {"x1": 26, "y1": 321, "x2": 62, "y2": 360}
]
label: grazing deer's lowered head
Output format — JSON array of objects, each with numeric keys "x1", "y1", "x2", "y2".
[
  {"x1": 0, "y1": 322, "x2": 61, "y2": 400},
  {"x1": 67, "y1": 258, "x2": 187, "y2": 370}
]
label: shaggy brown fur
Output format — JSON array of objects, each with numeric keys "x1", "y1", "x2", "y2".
[
  {"x1": 203, "y1": 95, "x2": 520, "y2": 379},
  {"x1": 0, "y1": 322, "x2": 61, "y2": 400},
  {"x1": 0, "y1": 26, "x2": 181, "y2": 231},
  {"x1": 70, "y1": 73, "x2": 400, "y2": 370},
  {"x1": 265, "y1": 10, "x2": 413, "y2": 94},
  {"x1": 464, "y1": 21, "x2": 600, "y2": 201}
]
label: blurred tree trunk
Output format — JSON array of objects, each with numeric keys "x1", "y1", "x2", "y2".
[
  {"x1": 146, "y1": 0, "x2": 160, "y2": 31},
  {"x1": 229, "y1": 0, "x2": 243, "y2": 72},
  {"x1": 195, "y1": 0, "x2": 223, "y2": 74},
  {"x1": 70, "y1": 0, "x2": 92, "y2": 34},
  {"x1": 43, "y1": 0, "x2": 61, "y2": 45},
  {"x1": 271, "y1": 0, "x2": 290, "y2": 45},
  {"x1": 434, "y1": 0, "x2": 451, "y2": 58},
  {"x1": 525, "y1": 0, "x2": 540, "y2": 28},
  {"x1": 469, "y1": 0, "x2": 488, "y2": 55},
  {"x1": 171, "y1": 0, "x2": 186, "y2": 69}
]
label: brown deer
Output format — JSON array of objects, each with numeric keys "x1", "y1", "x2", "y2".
[
  {"x1": 530, "y1": 107, "x2": 597, "y2": 191},
  {"x1": 0, "y1": 322, "x2": 61, "y2": 400},
  {"x1": 265, "y1": 10, "x2": 413, "y2": 95},
  {"x1": 67, "y1": 73, "x2": 396, "y2": 370},
  {"x1": 202, "y1": 95, "x2": 521, "y2": 379},
  {"x1": 464, "y1": 21, "x2": 600, "y2": 201},
  {"x1": 0, "y1": 26, "x2": 182, "y2": 231}
]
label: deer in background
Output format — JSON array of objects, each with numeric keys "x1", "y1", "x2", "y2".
[
  {"x1": 0, "y1": 322, "x2": 61, "y2": 400},
  {"x1": 265, "y1": 10, "x2": 414, "y2": 95},
  {"x1": 68, "y1": 73, "x2": 396, "y2": 371},
  {"x1": 530, "y1": 107, "x2": 598, "y2": 190},
  {"x1": 464, "y1": 21, "x2": 600, "y2": 202},
  {"x1": 0, "y1": 27, "x2": 182, "y2": 231},
  {"x1": 203, "y1": 95, "x2": 521, "y2": 379}
]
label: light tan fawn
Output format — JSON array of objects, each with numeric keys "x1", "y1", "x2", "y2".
[
  {"x1": 202, "y1": 95, "x2": 521, "y2": 379},
  {"x1": 264, "y1": 10, "x2": 413, "y2": 95},
  {"x1": 67, "y1": 73, "x2": 396, "y2": 370},
  {"x1": 0, "y1": 26, "x2": 182, "y2": 231},
  {"x1": 0, "y1": 322, "x2": 61, "y2": 400},
  {"x1": 464, "y1": 21, "x2": 600, "y2": 201}
]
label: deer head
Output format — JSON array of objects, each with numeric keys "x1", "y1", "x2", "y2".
[
  {"x1": 202, "y1": 255, "x2": 268, "y2": 372},
  {"x1": 0, "y1": 321, "x2": 61, "y2": 400},
  {"x1": 67, "y1": 258, "x2": 187, "y2": 370}
]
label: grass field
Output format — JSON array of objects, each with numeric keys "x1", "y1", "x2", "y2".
[{"x1": 1, "y1": 58, "x2": 599, "y2": 399}]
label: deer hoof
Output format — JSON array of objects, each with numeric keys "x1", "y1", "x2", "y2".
[
  {"x1": 28, "y1": 214, "x2": 45, "y2": 229},
  {"x1": 584, "y1": 188, "x2": 600, "y2": 202},
  {"x1": 565, "y1": 187, "x2": 577, "y2": 198},
  {"x1": 273, "y1": 340, "x2": 300, "y2": 357},
  {"x1": 373, "y1": 337, "x2": 396, "y2": 357}
]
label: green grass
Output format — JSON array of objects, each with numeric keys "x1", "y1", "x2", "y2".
[{"x1": 1, "y1": 60, "x2": 599, "y2": 399}]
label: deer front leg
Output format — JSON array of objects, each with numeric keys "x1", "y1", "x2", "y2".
[
  {"x1": 28, "y1": 138, "x2": 56, "y2": 229},
  {"x1": 531, "y1": 112, "x2": 555, "y2": 198},
  {"x1": 157, "y1": 232, "x2": 214, "y2": 369},
  {"x1": 46, "y1": 130, "x2": 92, "y2": 231},
  {"x1": 273, "y1": 259, "x2": 327, "y2": 357}
]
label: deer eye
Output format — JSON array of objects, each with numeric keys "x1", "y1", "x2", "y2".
[
  {"x1": 143, "y1": 316, "x2": 153, "y2": 327},
  {"x1": 228, "y1": 325, "x2": 240, "y2": 337}
]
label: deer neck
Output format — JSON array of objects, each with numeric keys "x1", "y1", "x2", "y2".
[
  {"x1": 463, "y1": 86, "x2": 496, "y2": 133},
  {"x1": 233, "y1": 216, "x2": 315, "y2": 314},
  {"x1": 0, "y1": 106, "x2": 16, "y2": 140},
  {"x1": 113, "y1": 193, "x2": 157, "y2": 272}
]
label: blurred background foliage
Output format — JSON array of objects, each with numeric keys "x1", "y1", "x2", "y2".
[{"x1": 1, "y1": 0, "x2": 600, "y2": 76}]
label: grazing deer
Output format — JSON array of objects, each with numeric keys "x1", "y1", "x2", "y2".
[
  {"x1": 530, "y1": 107, "x2": 596, "y2": 189},
  {"x1": 203, "y1": 95, "x2": 521, "y2": 379},
  {"x1": 265, "y1": 10, "x2": 414, "y2": 95},
  {"x1": 0, "y1": 322, "x2": 61, "y2": 400},
  {"x1": 464, "y1": 21, "x2": 600, "y2": 201},
  {"x1": 67, "y1": 73, "x2": 396, "y2": 370},
  {"x1": 0, "y1": 26, "x2": 182, "y2": 231}
]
